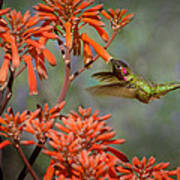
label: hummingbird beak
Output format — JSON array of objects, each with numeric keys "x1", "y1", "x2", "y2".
[
  {"x1": 111, "y1": 59, "x2": 129, "y2": 68},
  {"x1": 110, "y1": 59, "x2": 118, "y2": 71}
]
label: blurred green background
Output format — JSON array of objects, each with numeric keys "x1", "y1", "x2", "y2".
[{"x1": 2, "y1": 0, "x2": 180, "y2": 179}]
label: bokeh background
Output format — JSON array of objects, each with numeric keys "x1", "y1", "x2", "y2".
[{"x1": 2, "y1": 0, "x2": 180, "y2": 179}]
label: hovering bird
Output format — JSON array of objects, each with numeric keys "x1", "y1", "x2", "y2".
[{"x1": 86, "y1": 59, "x2": 180, "y2": 104}]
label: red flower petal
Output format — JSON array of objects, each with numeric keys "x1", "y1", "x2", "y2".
[
  {"x1": 101, "y1": 10, "x2": 111, "y2": 20},
  {"x1": 9, "y1": 36, "x2": 20, "y2": 68},
  {"x1": 177, "y1": 167, "x2": 180, "y2": 180},
  {"x1": 25, "y1": 15, "x2": 40, "y2": 28},
  {"x1": 35, "y1": 54, "x2": 48, "y2": 80},
  {"x1": 96, "y1": 131, "x2": 115, "y2": 141},
  {"x1": 106, "y1": 146, "x2": 129, "y2": 162},
  {"x1": 26, "y1": 39, "x2": 44, "y2": 49},
  {"x1": 82, "y1": 11, "x2": 99, "y2": 17},
  {"x1": 83, "y1": 42, "x2": 93, "y2": 67},
  {"x1": 64, "y1": 22, "x2": 72, "y2": 48},
  {"x1": 0, "y1": 140, "x2": 11, "y2": 149},
  {"x1": 21, "y1": 140, "x2": 36, "y2": 145},
  {"x1": 0, "y1": 8, "x2": 11, "y2": 16},
  {"x1": 103, "y1": 139, "x2": 126, "y2": 145},
  {"x1": 81, "y1": 33, "x2": 112, "y2": 62},
  {"x1": 75, "y1": 0, "x2": 94, "y2": 12},
  {"x1": 82, "y1": 18, "x2": 105, "y2": 27},
  {"x1": 90, "y1": 24, "x2": 109, "y2": 42},
  {"x1": 108, "y1": 8, "x2": 116, "y2": 18},
  {"x1": 43, "y1": 48, "x2": 56, "y2": 66},
  {"x1": 121, "y1": 13, "x2": 134, "y2": 22},
  {"x1": 34, "y1": 3, "x2": 54, "y2": 13},
  {"x1": 23, "y1": 55, "x2": 38, "y2": 95},
  {"x1": 119, "y1": 9, "x2": 128, "y2": 18},
  {"x1": 0, "y1": 54, "x2": 10, "y2": 85},
  {"x1": 84, "y1": 4, "x2": 104, "y2": 12},
  {"x1": 42, "y1": 32, "x2": 58, "y2": 39},
  {"x1": 44, "y1": 161, "x2": 54, "y2": 180},
  {"x1": 117, "y1": 166, "x2": 131, "y2": 174},
  {"x1": 132, "y1": 156, "x2": 141, "y2": 167},
  {"x1": 56, "y1": 123, "x2": 70, "y2": 134}
]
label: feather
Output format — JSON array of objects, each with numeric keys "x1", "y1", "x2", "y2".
[
  {"x1": 92, "y1": 72, "x2": 120, "y2": 83},
  {"x1": 86, "y1": 82, "x2": 137, "y2": 98}
]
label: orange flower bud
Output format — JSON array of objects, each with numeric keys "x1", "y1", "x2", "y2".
[
  {"x1": 0, "y1": 140, "x2": 11, "y2": 149},
  {"x1": 84, "y1": 4, "x2": 104, "y2": 12},
  {"x1": 0, "y1": 8, "x2": 10, "y2": 16},
  {"x1": 121, "y1": 13, "x2": 134, "y2": 22},
  {"x1": 82, "y1": 18, "x2": 105, "y2": 27},
  {"x1": 83, "y1": 42, "x2": 93, "y2": 68},
  {"x1": 43, "y1": 48, "x2": 56, "y2": 66},
  {"x1": 101, "y1": 9, "x2": 111, "y2": 20},
  {"x1": 23, "y1": 55, "x2": 38, "y2": 95},
  {"x1": 0, "y1": 54, "x2": 10, "y2": 85},
  {"x1": 64, "y1": 21, "x2": 72, "y2": 48},
  {"x1": 7, "y1": 35, "x2": 20, "y2": 68},
  {"x1": 90, "y1": 24, "x2": 109, "y2": 42},
  {"x1": 75, "y1": 0, "x2": 94, "y2": 12},
  {"x1": 34, "y1": 3, "x2": 54, "y2": 13}
]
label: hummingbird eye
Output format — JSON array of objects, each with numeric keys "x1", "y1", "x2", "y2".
[{"x1": 120, "y1": 67, "x2": 127, "y2": 75}]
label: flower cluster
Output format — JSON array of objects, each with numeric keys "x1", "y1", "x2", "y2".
[
  {"x1": 0, "y1": 104, "x2": 179, "y2": 179},
  {"x1": 101, "y1": 8, "x2": 134, "y2": 31},
  {"x1": 0, "y1": 107, "x2": 28, "y2": 148},
  {"x1": 23, "y1": 102, "x2": 65, "y2": 144},
  {"x1": 43, "y1": 106, "x2": 127, "y2": 179},
  {"x1": 34, "y1": 0, "x2": 134, "y2": 64},
  {"x1": 117, "y1": 156, "x2": 180, "y2": 179},
  {"x1": 0, "y1": 8, "x2": 57, "y2": 94},
  {"x1": 0, "y1": 102, "x2": 65, "y2": 148}
]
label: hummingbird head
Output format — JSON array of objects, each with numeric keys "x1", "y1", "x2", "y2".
[{"x1": 110, "y1": 59, "x2": 131, "y2": 81}]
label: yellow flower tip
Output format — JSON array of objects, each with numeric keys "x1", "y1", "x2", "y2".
[
  {"x1": 65, "y1": 59, "x2": 70, "y2": 65},
  {"x1": 29, "y1": 91, "x2": 38, "y2": 96},
  {"x1": 69, "y1": 75, "x2": 74, "y2": 81},
  {"x1": 12, "y1": 58, "x2": 20, "y2": 69},
  {"x1": 0, "y1": 82, "x2": 8, "y2": 91},
  {"x1": 58, "y1": 101, "x2": 66, "y2": 110},
  {"x1": 106, "y1": 57, "x2": 113, "y2": 64}
]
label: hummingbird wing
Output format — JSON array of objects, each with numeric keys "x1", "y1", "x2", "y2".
[
  {"x1": 86, "y1": 82, "x2": 137, "y2": 99},
  {"x1": 92, "y1": 72, "x2": 120, "y2": 83}
]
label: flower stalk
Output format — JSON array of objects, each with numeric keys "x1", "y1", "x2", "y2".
[
  {"x1": 69, "y1": 30, "x2": 118, "y2": 81},
  {"x1": 15, "y1": 144, "x2": 39, "y2": 180}
]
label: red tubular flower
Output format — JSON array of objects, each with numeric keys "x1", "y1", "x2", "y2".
[
  {"x1": 81, "y1": 33, "x2": 112, "y2": 62},
  {"x1": 117, "y1": 156, "x2": 179, "y2": 179},
  {"x1": 0, "y1": 9, "x2": 57, "y2": 93},
  {"x1": 24, "y1": 102, "x2": 65, "y2": 144},
  {"x1": 83, "y1": 41, "x2": 93, "y2": 67},
  {"x1": 0, "y1": 53, "x2": 10, "y2": 88},
  {"x1": 0, "y1": 107, "x2": 28, "y2": 148},
  {"x1": 43, "y1": 106, "x2": 127, "y2": 179},
  {"x1": 64, "y1": 21, "x2": 72, "y2": 49},
  {"x1": 23, "y1": 55, "x2": 38, "y2": 95}
]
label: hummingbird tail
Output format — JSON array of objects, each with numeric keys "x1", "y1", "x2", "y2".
[{"x1": 154, "y1": 82, "x2": 180, "y2": 96}]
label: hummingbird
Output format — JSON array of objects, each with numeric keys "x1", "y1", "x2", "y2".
[{"x1": 86, "y1": 59, "x2": 180, "y2": 104}]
